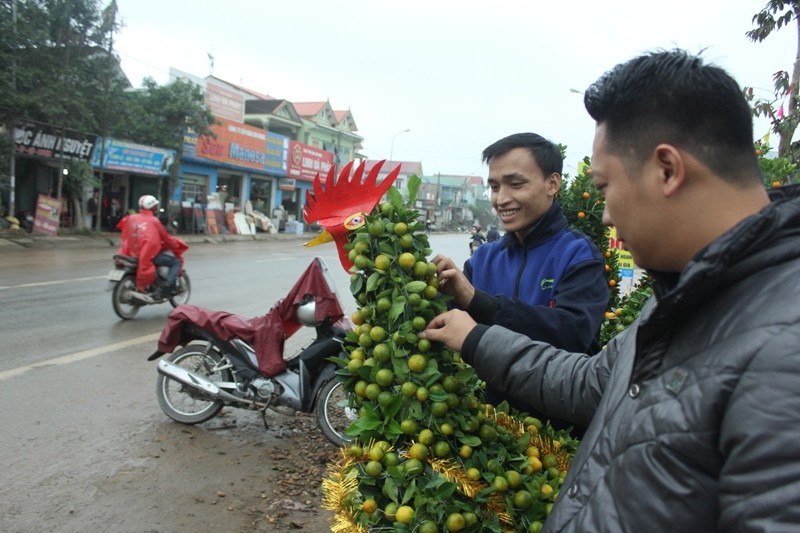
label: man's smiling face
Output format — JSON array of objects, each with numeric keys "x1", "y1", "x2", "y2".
[{"x1": 488, "y1": 147, "x2": 560, "y2": 238}]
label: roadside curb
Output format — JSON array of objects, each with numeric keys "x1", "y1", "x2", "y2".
[{"x1": 0, "y1": 231, "x2": 317, "y2": 250}]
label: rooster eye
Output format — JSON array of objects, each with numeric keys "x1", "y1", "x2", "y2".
[{"x1": 344, "y1": 213, "x2": 367, "y2": 230}]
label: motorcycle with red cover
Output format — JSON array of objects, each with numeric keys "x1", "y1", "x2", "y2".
[{"x1": 147, "y1": 257, "x2": 354, "y2": 447}]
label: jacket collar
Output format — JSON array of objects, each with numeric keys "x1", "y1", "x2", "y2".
[
  {"x1": 651, "y1": 183, "x2": 800, "y2": 310},
  {"x1": 500, "y1": 201, "x2": 567, "y2": 249}
]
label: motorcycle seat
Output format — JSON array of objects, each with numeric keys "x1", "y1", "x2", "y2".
[{"x1": 113, "y1": 254, "x2": 139, "y2": 269}]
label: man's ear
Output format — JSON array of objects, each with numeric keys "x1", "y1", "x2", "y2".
[
  {"x1": 654, "y1": 144, "x2": 685, "y2": 197},
  {"x1": 547, "y1": 173, "x2": 562, "y2": 197}
]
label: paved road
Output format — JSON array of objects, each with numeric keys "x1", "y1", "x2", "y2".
[{"x1": 0, "y1": 233, "x2": 469, "y2": 533}]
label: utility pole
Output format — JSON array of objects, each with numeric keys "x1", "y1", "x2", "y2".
[
  {"x1": 96, "y1": 0, "x2": 119, "y2": 231},
  {"x1": 7, "y1": 0, "x2": 18, "y2": 216}
]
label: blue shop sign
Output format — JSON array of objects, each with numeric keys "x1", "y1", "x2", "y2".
[
  {"x1": 92, "y1": 137, "x2": 175, "y2": 176},
  {"x1": 266, "y1": 132, "x2": 289, "y2": 175}
]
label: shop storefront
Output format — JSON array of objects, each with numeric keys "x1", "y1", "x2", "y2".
[
  {"x1": 91, "y1": 137, "x2": 176, "y2": 229},
  {"x1": 10, "y1": 121, "x2": 96, "y2": 227},
  {"x1": 180, "y1": 119, "x2": 288, "y2": 234}
]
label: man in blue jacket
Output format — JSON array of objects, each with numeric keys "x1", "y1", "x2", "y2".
[{"x1": 433, "y1": 133, "x2": 608, "y2": 432}]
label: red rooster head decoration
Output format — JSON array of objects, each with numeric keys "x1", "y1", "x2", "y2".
[{"x1": 303, "y1": 160, "x2": 401, "y2": 272}]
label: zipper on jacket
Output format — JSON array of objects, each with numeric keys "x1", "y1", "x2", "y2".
[{"x1": 513, "y1": 246, "x2": 528, "y2": 297}]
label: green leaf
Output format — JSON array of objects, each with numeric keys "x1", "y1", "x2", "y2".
[
  {"x1": 458, "y1": 435, "x2": 483, "y2": 447},
  {"x1": 376, "y1": 287, "x2": 394, "y2": 300},
  {"x1": 379, "y1": 241, "x2": 396, "y2": 255},
  {"x1": 407, "y1": 175, "x2": 421, "y2": 205},
  {"x1": 384, "y1": 418, "x2": 402, "y2": 437},
  {"x1": 434, "y1": 482, "x2": 456, "y2": 499},
  {"x1": 392, "y1": 357, "x2": 409, "y2": 381},
  {"x1": 389, "y1": 297, "x2": 408, "y2": 323},
  {"x1": 455, "y1": 367, "x2": 476, "y2": 383},
  {"x1": 346, "y1": 416, "x2": 383, "y2": 437},
  {"x1": 407, "y1": 399, "x2": 423, "y2": 419},
  {"x1": 382, "y1": 476, "x2": 399, "y2": 502},
  {"x1": 404, "y1": 281, "x2": 428, "y2": 293},
  {"x1": 401, "y1": 479, "x2": 418, "y2": 504},
  {"x1": 366, "y1": 271, "x2": 383, "y2": 292},
  {"x1": 388, "y1": 186, "x2": 403, "y2": 210},
  {"x1": 383, "y1": 396, "x2": 404, "y2": 420},
  {"x1": 350, "y1": 275, "x2": 364, "y2": 295}
]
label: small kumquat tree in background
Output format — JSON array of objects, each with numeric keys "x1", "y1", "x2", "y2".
[{"x1": 558, "y1": 155, "x2": 652, "y2": 347}]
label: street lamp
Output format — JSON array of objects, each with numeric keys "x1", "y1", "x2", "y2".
[{"x1": 389, "y1": 129, "x2": 410, "y2": 162}]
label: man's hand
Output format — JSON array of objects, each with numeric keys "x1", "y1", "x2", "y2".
[
  {"x1": 432, "y1": 254, "x2": 475, "y2": 308},
  {"x1": 418, "y1": 310, "x2": 477, "y2": 352}
]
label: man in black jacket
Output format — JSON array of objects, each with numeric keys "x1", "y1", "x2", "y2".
[{"x1": 421, "y1": 49, "x2": 800, "y2": 531}]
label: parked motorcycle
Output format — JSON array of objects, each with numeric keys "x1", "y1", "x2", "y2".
[
  {"x1": 107, "y1": 252, "x2": 191, "y2": 319},
  {"x1": 146, "y1": 257, "x2": 355, "y2": 447}
]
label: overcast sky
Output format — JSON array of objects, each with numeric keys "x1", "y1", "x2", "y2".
[{"x1": 113, "y1": 0, "x2": 795, "y2": 178}]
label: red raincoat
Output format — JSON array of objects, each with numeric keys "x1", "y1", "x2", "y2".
[
  {"x1": 156, "y1": 258, "x2": 347, "y2": 377},
  {"x1": 117, "y1": 210, "x2": 187, "y2": 290}
]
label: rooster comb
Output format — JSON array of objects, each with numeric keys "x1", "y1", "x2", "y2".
[{"x1": 303, "y1": 160, "x2": 401, "y2": 225}]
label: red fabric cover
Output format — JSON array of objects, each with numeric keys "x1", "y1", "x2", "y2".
[
  {"x1": 156, "y1": 258, "x2": 346, "y2": 377},
  {"x1": 117, "y1": 210, "x2": 188, "y2": 290}
]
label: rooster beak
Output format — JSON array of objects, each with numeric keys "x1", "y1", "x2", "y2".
[{"x1": 304, "y1": 230, "x2": 334, "y2": 248}]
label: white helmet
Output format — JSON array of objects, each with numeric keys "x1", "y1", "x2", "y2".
[
  {"x1": 296, "y1": 295, "x2": 320, "y2": 327},
  {"x1": 139, "y1": 195, "x2": 159, "y2": 210}
]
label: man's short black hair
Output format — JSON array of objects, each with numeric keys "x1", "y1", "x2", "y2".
[
  {"x1": 583, "y1": 48, "x2": 761, "y2": 184},
  {"x1": 482, "y1": 133, "x2": 563, "y2": 176}
]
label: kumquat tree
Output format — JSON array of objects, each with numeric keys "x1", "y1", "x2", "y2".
[{"x1": 314, "y1": 135, "x2": 792, "y2": 531}]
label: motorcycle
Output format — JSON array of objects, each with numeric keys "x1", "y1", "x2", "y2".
[
  {"x1": 469, "y1": 234, "x2": 485, "y2": 256},
  {"x1": 146, "y1": 257, "x2": 355, "y2": 447},
  {"x1": 107, "y1": 251, "x2": 191, "y2": 319}
]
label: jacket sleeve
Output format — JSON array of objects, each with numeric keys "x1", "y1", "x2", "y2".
[
  {"x1": 718, "y1": 327, "x2": 800, "y2": 529},
  {"x1": 461, "y1": 324, "x2": 612, "y2": 427},
  {"x1": 467, "y1": 259, "x2": 608, "y2": 353},
  {"x1": 116, "y1": 216, "x2": 131, "y2": 256}
]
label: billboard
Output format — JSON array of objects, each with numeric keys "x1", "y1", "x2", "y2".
[
  {"x1": 205, "y1": 81, "x2": 245, "y2": 123},
  {"x1": 286, "y1": 140, "x2": 334, "y2": 182},
  {"x1": 13, "y1": 123, "x2": 95, "y2": 162},
  {"x1": 196, "y1": 119, "x2": 269, "y2": 170},
  {"x1": 188, "y1": 119, "x2": 288, "y2": 175},
  {"x1": 92, "y1": 138, "x2": 175, "y2": 176}
]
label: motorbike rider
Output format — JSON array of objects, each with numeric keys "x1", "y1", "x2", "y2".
[
  {"x1": 117, "y1": 195, "x2": 187, "y2": 298},
  {"x1": 486, "y1": 225, "x2": 501, "y2": 242},
  {"x1": 469, "y1": 224, "x2": 486, "y2": 255}
]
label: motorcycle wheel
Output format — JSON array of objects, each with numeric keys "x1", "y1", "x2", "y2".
[
  {"x1": 315, "y1": 377, "x2": 356, "y2": 447},
  {"x1": 112, "y1": 274, "x2": 140, "y2": 320},
  {"x1": 156, "y1": 344, "x2": 231, "y2": 424},
  {"x1": 169, "y1": 272, "x2": 191, "y2": 307}
]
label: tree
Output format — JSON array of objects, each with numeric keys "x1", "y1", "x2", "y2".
[
  {"x1": 745, "y1": 0, "x2": 800, "y2": 163},
  {"x1": 63, "y1": 158, "x2": 99, "y2": 228},
  {"x1": 0, "y1": 0, "x2": 129, "y2": 220},
  {"x1": 117, "y1": 77, "x2": 217, "y2": 222}
]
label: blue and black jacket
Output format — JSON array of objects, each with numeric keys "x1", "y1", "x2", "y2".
[{"x1": 463, "y1": 202, "x2": 608, "y2": 429}]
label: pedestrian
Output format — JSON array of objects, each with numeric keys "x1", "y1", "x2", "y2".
[
  {"x1": 421, "y1": 49, "x2": 800, "y2": 531},
  {"x1": 432, "y1": 132, "x2": 608, "y2": 434},
  {"x1": 87, "y1": 189, "x2": 99, "y2": 230}
]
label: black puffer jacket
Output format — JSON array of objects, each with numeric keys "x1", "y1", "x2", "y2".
[{"x1": 462, "y1": 185, "x2": 800, "y2": 531}]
